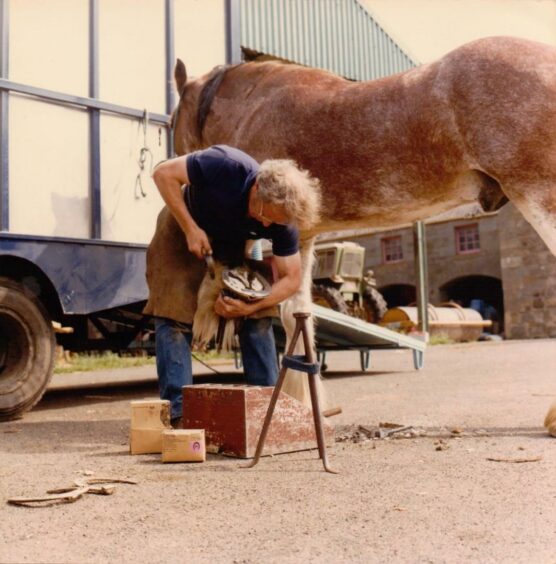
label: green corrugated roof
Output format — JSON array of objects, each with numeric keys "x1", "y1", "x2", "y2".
[{"x1": 240, "y1": 0, "x2": 417, "y2": 80}]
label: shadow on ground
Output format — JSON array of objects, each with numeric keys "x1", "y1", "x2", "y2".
[
  {"x1": 0, "y1": 419, "x2": 129, "y2": 454},
  {"x1": 39, "y1": 372, "x2": 246, "y2": 412}
]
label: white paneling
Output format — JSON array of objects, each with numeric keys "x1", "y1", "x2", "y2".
[
  {"x1": 99, "y1": 0, "x2": 166, "y2": 110},
  {"x1": 100, "y1": 114, "x2": 166, "y2": 244},
  {"x1": 9, "y1": 0, "x2": 89, "y2": 95},
  {"x1": 7, "y1": 0, "x2": 229, "y2": 243},
  {"x1": 174, "y1": 0, "x2": 226, "y2": 79},
  {"x1": 9, "y1": 97, "x2": 90, "y2": 238}
]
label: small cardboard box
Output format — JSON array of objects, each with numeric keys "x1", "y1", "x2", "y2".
[
  {"x1": 161, "y1": 429, "x2": 206, "y2": 463},
  {"x1": 130, "y1": 399, "x2": 171, "y2": 455}
]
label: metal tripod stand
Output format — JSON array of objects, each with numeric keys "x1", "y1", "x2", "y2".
[{"x1": 242, "y1": 312, "x2": 338, "y2": 474}]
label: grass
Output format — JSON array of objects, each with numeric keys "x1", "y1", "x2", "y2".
[
  {"x1": 54, "y1": 352, "x2": 156, "y2": 374},
  {"x1": 428, "y1": 333, "x2": 456, "y2": 346},
  {"x1": 54, "y1": 350, "x2": 234, "y2": 374},
  {"x1": 193, "y1": 349, "x2": 234, "y2": 361}
]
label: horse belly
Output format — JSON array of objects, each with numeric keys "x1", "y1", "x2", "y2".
[{"x1": 304, "y1": 170, "x2": 483, "y2": 235}]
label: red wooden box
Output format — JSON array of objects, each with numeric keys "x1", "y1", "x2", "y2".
[{"x1": 182, "y1": 384, "x2": 334, "y2": 458}]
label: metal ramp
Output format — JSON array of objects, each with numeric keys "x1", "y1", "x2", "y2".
[{"x1": 271, "y1": 304, "x2": 426, "y2": 372}]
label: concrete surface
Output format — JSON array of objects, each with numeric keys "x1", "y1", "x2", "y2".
[{"x1": 1, "y1": 339, "x2": 555, "y2": 563}]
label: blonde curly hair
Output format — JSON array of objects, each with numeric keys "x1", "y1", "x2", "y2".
[{"x1": 256, "y1": 159, "x2": 321, "y2": 230}]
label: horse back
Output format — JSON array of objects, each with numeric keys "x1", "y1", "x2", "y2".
[{"x1": 185, "y1": 36, "x2": 556, "y2": 229}]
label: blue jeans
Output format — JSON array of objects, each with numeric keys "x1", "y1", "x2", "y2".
[{"x1": 155, "y1": 317, "x2": 279, "y2": 419}]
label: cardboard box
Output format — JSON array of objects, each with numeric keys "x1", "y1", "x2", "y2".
[
  {"x1": 129, "y1": 399, "x2": 171, "y2": 455},
  {"x1": 161, "y1": 429, "x2": 206, "y2": 463}
]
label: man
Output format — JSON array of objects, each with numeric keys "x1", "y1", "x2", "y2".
[{"x1": 144, "y1": 145, "x2": 321, "y2": 427}]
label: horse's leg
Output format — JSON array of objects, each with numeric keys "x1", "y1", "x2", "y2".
[
  {"x1": 280, "y1": 237, "x2": 328, "y2": 408},
  {"x1": 545, "y1": 401, "x2": 556, "y2": 437},
  {"x1": 488, "y1": 177, "x2": 556, "y2": 434},
  {"x1": 500, "y1": 180, "x2": 556, "y2": 257}
]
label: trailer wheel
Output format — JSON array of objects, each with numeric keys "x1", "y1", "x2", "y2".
[
  {"x1": 0, "y1": 278, "x2": 56, "y2": 421},
  {"x1": 312, "y1": 284, "x2": 350, "y2": 315},
  {"x1": 362, "y1": 287, "x2": 388, "y2": 324}
]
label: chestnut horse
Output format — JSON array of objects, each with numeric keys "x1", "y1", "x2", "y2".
[{"x1": 172, "y1": 36, "x2": 556, "y2": 406}]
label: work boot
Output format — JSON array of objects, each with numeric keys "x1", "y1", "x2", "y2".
[{"x1": 170, "y1": 416, "x2": 183, "y2": 429}]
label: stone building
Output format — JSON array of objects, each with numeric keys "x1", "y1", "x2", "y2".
[
  {"x1": 499, "y1": 205, "x2": 556, "y2": 339},
  {"x1": 320, "y1": 203, "x2": 555, "y2": 339}
]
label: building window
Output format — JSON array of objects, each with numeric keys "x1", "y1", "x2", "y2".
[
  {"x1": 382, "y1": 236, "x2": 403, "y2": 263},
  {"x1": 455, "y1": 223, "x2": 480, "y2": 254}
]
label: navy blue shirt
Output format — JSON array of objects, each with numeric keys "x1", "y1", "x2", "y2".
[{"x1": 185, "y1": 145, "x2": 299, "y2": 264}]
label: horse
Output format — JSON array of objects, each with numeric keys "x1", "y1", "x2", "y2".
[{"x1": 171, "y1": 36, "x2": 556, "y2": 410}]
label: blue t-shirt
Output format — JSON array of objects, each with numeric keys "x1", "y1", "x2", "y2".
[{"x1": 185, "y1": 145, "x2": 299, "y2": 264}]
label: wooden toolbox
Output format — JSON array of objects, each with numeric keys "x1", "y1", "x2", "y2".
[{"x1": 182, "y1": 384, "x2": 334, "y2": 458}]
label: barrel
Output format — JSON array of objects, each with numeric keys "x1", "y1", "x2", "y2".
[{"x1": 380, "y1": 302, "x2": 492, "y2": 342}]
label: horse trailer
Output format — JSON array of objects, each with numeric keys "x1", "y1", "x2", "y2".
[{"x1": 0, "y1": 0, "x2": 232, "y2": 420}]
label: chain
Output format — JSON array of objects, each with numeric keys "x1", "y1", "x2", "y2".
[{"x1": 135, "y1": 109, "x2": 154, "y2": 199}]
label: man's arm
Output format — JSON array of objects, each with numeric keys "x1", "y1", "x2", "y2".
[
  {"x1": 152, "y1": 156, "x2": 212, "y2": 258},
  {"x1": 214, "y1": 252, "x2": 302, "y2": 318}
]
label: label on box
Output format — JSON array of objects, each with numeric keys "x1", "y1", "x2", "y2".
[{"x1": 161, "y1": 429, "x2": 206, "y2": 463}]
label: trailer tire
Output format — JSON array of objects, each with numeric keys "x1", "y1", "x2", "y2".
[
  {"x1": 362, "y1": 287, "x2": 388, "y2": 324},
  {"x1": 0, "y1": 278, "x2": 56, "y2": 421},
  {"x1": 312, "y1": 284, "x2": 350, "y2": 315}
]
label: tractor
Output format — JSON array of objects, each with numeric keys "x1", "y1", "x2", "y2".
[{"x1": 312, "y1": 241, "x2": 388, "y2": 324}]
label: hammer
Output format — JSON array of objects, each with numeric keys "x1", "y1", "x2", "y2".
[{"x1": 204, "y1": 254, "x2": 215, "y2": 280}]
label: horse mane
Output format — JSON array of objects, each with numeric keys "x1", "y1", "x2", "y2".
[
  {"x1": 197, "y1": 64, "x2": 239, "y2": 139},
  {"x1": 195, "y1": 61, "x2": 323, "y2": 141}
]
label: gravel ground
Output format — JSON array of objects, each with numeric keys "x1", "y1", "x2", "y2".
[{"x1": 1, "y1": 339, "x2": 555, "y2": 564}]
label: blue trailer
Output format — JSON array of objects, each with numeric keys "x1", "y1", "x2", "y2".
[
  {"x1": 0, "y1": 0, "x2": 234, "y2": 419},
  {"x1": 0, "y1": 235, "x2": 152, "y2": 419}
]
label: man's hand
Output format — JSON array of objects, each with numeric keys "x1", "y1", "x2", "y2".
[
  {"x1": 214, "y1": 294, "x2": 256, "y2": 319},
  {"x1": 152, "y1": 156, "x2": 212, "y2": 259},
  {"x1": 185, "y1": 225, "x2": 212, "y2": 259}
]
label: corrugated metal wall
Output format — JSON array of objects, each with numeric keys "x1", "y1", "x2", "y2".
[{"x1": 239, "y1": 0, "x2": 416, "y2": 81}]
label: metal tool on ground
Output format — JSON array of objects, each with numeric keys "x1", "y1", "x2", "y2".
[
  {"x1": 243, "y1": 312, "x2": 338, "y2": 474},
  {"x1": 358, "y1": 423, "x2": 413, "y2": 439},
  {"x1": 7, "y1": 476, "x2": 138, "y2": 507}
]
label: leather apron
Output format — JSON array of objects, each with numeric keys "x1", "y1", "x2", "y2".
[{"x1": 143, "y1": 207, "x2": 278, "y2": 324}]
